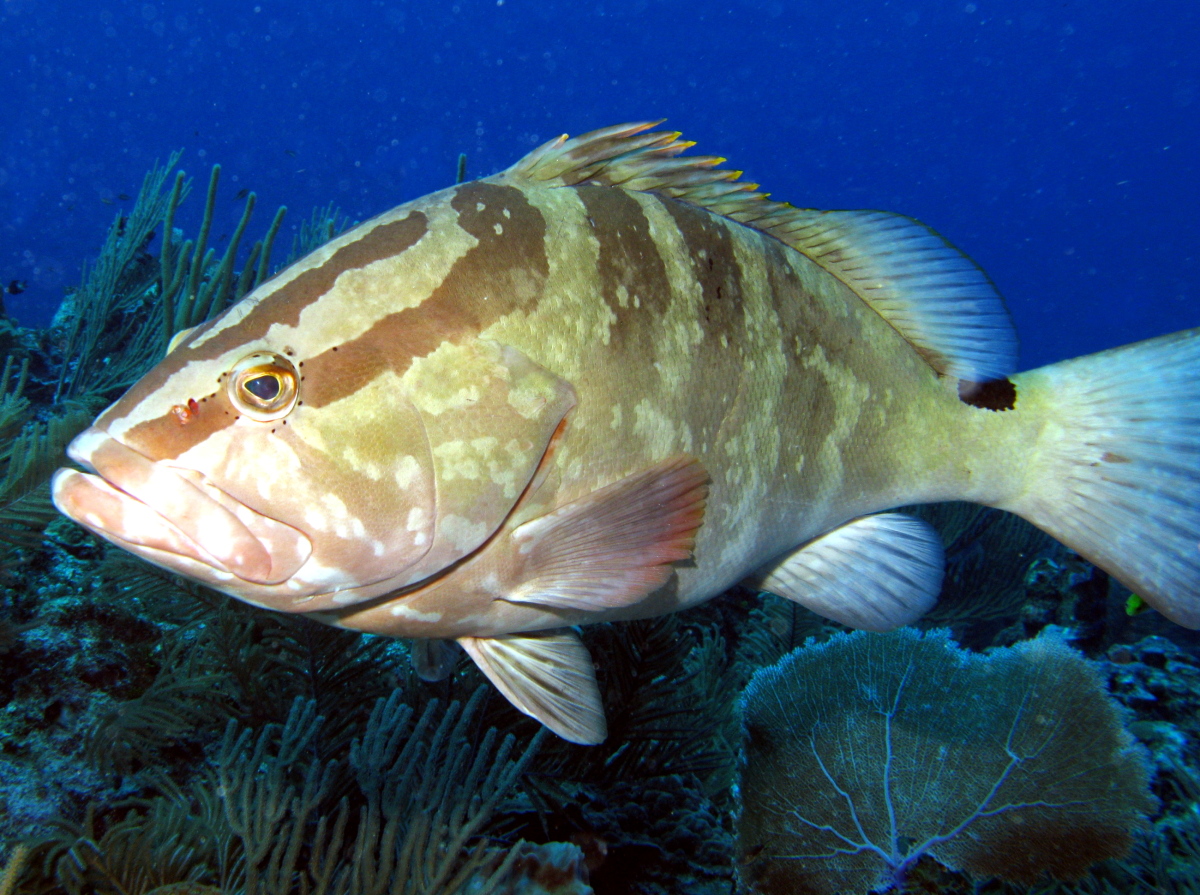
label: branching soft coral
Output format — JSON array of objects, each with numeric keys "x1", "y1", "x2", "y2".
[
  {"x1": 33, "y1": 690, "x2": 559, "y2": 895},
  {"x1": 0, "y1": 844, "x2": 28, "y2": 895}
]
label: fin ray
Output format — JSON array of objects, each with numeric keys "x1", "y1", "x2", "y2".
[
  {"x1": 779, "y1": 209, "x2": 1018, "y2": 381},
  {"x1": 1006, "y1": 328, "x2": 1200, "y2": 628},
  {"x1": 458, "y1": 630, "x2": 606, "y2": 744},
  {"x1": 504, "y1": 456, "x2": 708, "y2": 611},
  {"x1": 759, "y1": 513, "x2": 944, "y2": 632},
  {"x1": 508, "y1": 123, "x2": 1016, "y2": 381}
]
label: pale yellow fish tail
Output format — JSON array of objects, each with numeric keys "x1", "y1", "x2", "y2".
[{"x1": 1001, "y1": 327, "x2": 1200, "y2": 628}]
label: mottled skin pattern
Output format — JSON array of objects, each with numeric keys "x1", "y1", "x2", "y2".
[{"x1": 56, "y1": 170, "x2": 1044, "y2": 639}]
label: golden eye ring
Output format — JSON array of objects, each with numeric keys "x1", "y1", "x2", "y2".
[{"x1": 228, "y1": 353, "x2": 299, "y2": 421}]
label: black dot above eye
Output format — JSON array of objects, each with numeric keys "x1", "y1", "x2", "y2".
[{"x1": 245, "y1": 374, "x2": 281, "y2": 401}]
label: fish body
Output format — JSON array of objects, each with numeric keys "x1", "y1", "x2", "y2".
[{"x1": 53, "y1": 124, "x2": 1200, "y2": 742}]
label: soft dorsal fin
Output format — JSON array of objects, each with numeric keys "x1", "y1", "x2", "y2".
[
  {"x1": 508, "y1": 122, "x2": 1017, "y2": 382},
  {"x1": 767, "y1": 210, "x2": 1017, "y2": 381}
]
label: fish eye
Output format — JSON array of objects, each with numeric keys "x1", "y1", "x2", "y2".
[
  {"x1": 245, "y1": 374, "x2": 280, "y2": 401},
  {"x1": 228, "y1": 353, "x2": 299, "y2": 421}
]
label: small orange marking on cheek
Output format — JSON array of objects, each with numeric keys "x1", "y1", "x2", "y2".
[{"x1": 172, "y1": 397, "x2": 201, "y2": 425}]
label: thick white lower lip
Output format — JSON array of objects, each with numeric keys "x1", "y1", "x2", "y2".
[{"x1": 53, "y1": 428, "x2": 311, "y2": 585}]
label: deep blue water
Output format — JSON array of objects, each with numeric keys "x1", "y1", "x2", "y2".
[{"x1": 1, "y1": 0, "x2": 1197, "y2": 370}]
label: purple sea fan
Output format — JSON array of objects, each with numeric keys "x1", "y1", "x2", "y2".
[{"x1": 736, "y1": 627, "x2": 1155, "y2": 895}]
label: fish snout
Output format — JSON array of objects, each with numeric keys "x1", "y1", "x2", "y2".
[{"x1": 54, "y1": 428, "x2": 311, "y2": 585}]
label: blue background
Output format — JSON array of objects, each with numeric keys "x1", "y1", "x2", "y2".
[{"x1": 1, "y1": 0, "x2": 1197, "y2": 370}]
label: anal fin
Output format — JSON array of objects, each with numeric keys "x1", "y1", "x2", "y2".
[
  {"x1": 459, "y1": 629, "x2": 606, "y2": 744},
  {"x1": 760, "y1": 513, "x2": 944, "y2": 632}
]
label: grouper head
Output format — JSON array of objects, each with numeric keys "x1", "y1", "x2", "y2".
[{"x1": 51, "y1": 185, "x2": 577, "y2": 613}]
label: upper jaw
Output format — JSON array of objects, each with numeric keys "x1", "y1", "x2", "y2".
[{"x1": 53, "y1": 427, "x2": 311, "y2": 586}]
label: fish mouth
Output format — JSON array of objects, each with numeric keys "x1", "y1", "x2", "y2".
[{"x1": 51, "y1": 428, "x2": 311, "y2": 586}]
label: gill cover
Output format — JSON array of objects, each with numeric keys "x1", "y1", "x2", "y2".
[{"x1": 398, "y1": 337, "x2": 578, "y2": 581}]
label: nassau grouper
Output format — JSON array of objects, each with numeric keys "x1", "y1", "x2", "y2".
[{"x1": 52, "y1": 123, "x2": 1200, "y2": 743}]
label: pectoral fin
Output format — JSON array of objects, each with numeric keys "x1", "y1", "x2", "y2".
[
  {"x1": 458, "y1": 629, "x2": 606, "y2": 744},
  {"x1": 760, "y1": 513, "x2": 944, "y2": 632},
  {"x1": 503, "y1": 456, "x2": 708, "y2": 612}
]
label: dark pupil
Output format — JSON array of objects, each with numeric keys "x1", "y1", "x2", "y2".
[{"x1": 245, "y1": 374, "x2": 281, "y2": 401}]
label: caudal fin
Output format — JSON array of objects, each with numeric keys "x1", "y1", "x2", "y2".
[{"x1": 1005, "y1": 327, "x2": 1200, "y2": 628}]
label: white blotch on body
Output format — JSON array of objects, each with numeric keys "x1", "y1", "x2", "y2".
[
  {"x1": 389, "y1": 604, "x2": 443, "y2": 622},
  {"x1": 440, "y1": 514, "x2": 489, "y2": 552},
  {"x1": 395, "y1": 455, "x2": 421, "y2": 490}
]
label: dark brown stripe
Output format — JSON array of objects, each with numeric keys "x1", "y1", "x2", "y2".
[
  {"x1": 116, "y1": 211, "x2": 429, "y2": 459},
  {"x1": 573, "y1": 184, "x2": 673, "y2": 349},
  {"x1": 263, "y1": 212, "x2": 432, "y2": 331},
  {"x1": 767, "y1": 236, "x2": 842, "y2": 463},
  {"x1": 301, "y1": 182, "x2": 550, "y2": 408},
  {"x1": 636, "y1": 193, "x2": 762, "y2": 453},
  {"x1": 655, "y1": 194, "x2": 747, "y2": 340}
]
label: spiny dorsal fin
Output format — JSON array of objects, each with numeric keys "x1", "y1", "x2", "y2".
[{"x1": 508, "y1": 122, "x2": 1017, "y2": 382}]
